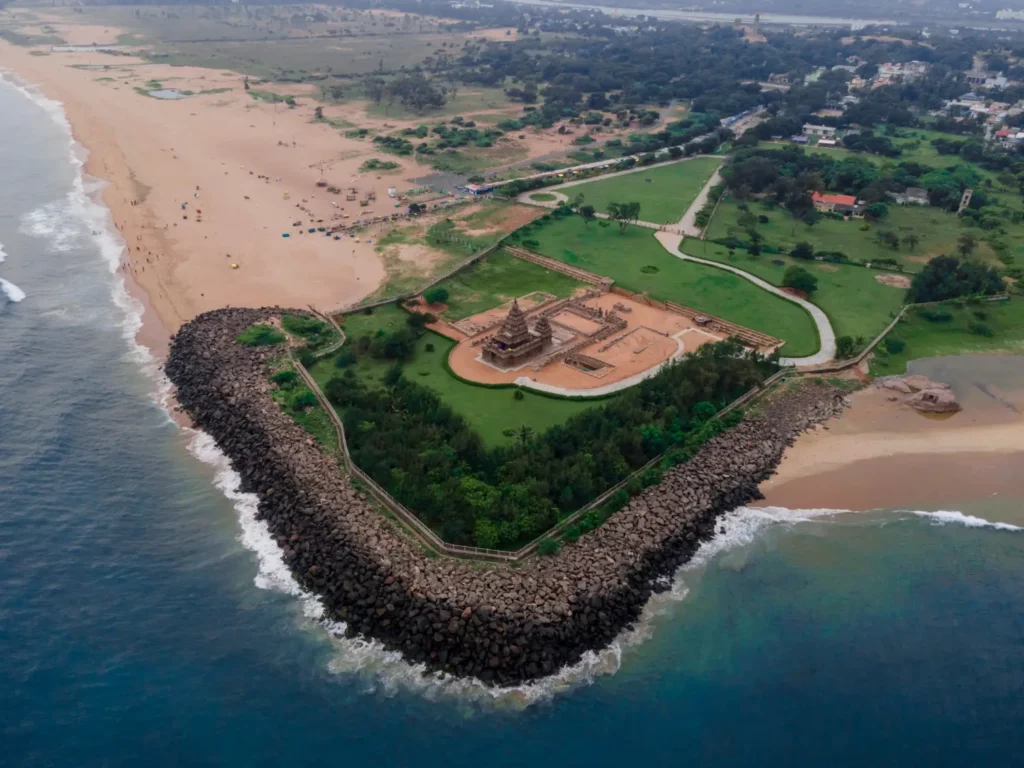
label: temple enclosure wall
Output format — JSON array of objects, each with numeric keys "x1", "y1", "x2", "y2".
[{"x1": 166, "y1": 308, "x2": 846, "y2": 686}]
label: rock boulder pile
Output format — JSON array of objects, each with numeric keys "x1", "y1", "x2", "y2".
[
  {"x1": 876, "y1": 374, "x2": 961, "y2": 413},
  {"x1": 167, "y1": 308, "x2": 847, "y2": 686}
]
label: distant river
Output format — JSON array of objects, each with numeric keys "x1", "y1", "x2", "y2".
[
  {"x1": 2, "y1": 72, "x2": 1023, "y2": 766},
  {"x1": 505, "y1": 0, "x2": 899, "y2": 28}
]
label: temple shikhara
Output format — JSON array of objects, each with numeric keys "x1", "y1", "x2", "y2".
[{"x1": 482, "y1": 300, "x2": 552, "y2": 368}]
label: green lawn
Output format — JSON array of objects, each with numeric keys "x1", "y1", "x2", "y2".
[
  {"x1": 435, "y1": 249, "x2": 586, "y2": 319},
  {"x1": 869, "y1": 298, "x2": 1024, "y2": 375},
  {"x1": 706, "y1": 197, "x2": 983, "y2": 269},
  {"x1": 523, "y1": 216, "x2": 820, "y2": 356},
  {"x1": 685, "y1": 237, "x2": 906, "y2": 342},
  {"x1": 558, "y1": 156, "x2": 722, "y2": 224},
  {"x1": 321, "y1": 305, "x2": 596, "y2": 446}
]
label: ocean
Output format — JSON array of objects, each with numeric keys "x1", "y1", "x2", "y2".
[{"x1": 1, "y1": 75, "x2": 1023, "y2": 767}]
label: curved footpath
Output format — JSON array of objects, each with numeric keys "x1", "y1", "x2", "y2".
[
  {"x1": 655, "y1": 232, "x2": 836, "y2": 367},
  {"x1": 167, "y1": 307, "x2": 847, "y2": 686}
]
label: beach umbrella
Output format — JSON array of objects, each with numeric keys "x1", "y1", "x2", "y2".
[{"x1": 231, "y1": 263, "x2": 239, "y2": 269}]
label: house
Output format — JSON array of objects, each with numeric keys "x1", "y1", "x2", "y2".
[
  {"x1": 889, "y1": 187, "x2": 929, "y2": 206},
  {"x1": 812, "y1": 191, "x2": 862, "y2": 215},
  {"x1": 803, "y1": 124, "x2": 837, "y2": 139},
  {"x1": 768, "y1": 73, "x2": 790, "y2": 86},
  {"x1": 789, "y1": 135, "x2": 809, "y2": 144},
  {"x1": 816, "y1": 138, "x2": 839, "y2": 147},
  {"x1": 967, "y1": 70, "x2": 1009, "y2": 89}
]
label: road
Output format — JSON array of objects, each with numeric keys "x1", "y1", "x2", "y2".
[{"x1": 655, "y1": 232, "x2": 837, "y2": 367}]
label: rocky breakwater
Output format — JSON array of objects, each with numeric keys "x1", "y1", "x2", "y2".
[{"x1": 167, "y1": 307, "x2": 848, "y2": 686}]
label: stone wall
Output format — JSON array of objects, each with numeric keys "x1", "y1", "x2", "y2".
[{"x1": 166, "y1": 308, "x2": 846, "y2": 686}]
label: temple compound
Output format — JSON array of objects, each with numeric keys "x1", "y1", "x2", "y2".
[
  {"x1": 482, "y1": 300, "x2": 553, "y2": 368},
  {"x1": 438, "y1": 249, "x2": 784, "y2": 394}
]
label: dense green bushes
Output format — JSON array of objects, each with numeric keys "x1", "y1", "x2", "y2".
[
  {"x1": 237, "y1": 324, "x2": 285, "y2": 347},
  {"x1": 907, "y1": 256, "x2": 1003, "y2": 304},
  {"x1": 325, "y1": 340, "x2": 776, "y2": 549}
]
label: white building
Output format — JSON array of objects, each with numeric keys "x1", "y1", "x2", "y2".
[{"x1": 802, "y1": 124, "x2": 837, "y2": 139}]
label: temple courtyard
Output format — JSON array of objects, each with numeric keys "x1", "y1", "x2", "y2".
[{"x1": 443, "y1": 290, "x2": 737, "y2": 393}]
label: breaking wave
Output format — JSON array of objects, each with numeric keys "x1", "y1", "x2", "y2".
[
  {"x1": 0, "y1": 69, "x2": 172, "y2": 415},
  {"x1": 0, "y1": 278, "x2": 26, "y2": 303},
  {"x1": 910, "y1": 509, "x2": 1023, "y2": 532}
]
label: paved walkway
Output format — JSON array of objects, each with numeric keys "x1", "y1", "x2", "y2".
[
  {"x1": 654, "y1": 232, "x2": 836, "y2": 367},
  {"x1": 676, "y1": 165, "x2": 723, "y2": 237}
]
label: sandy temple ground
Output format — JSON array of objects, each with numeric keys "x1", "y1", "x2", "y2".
[{"x1": 446, "y1": 291, "x2": 727, "y2": 391}]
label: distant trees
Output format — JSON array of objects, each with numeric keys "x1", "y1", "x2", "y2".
[
  {"x1": 384, "y1": 73, "x2": 446, "y2": 114},
  {"x1": 956, "y1": 233, "x2": 978, "y2": 259},
  {"x1": 783, "y1": 265, "x2": 818, "y2": 294},
  {"x1": 903, "y1": 233, "x2": 920, "y2": 252},
  {"x1": 907, "y1": 255, "x2": 1003, "y2": 303},
  {"x1": 607, "y1": 201, "x2": 641, "y2": 232}
]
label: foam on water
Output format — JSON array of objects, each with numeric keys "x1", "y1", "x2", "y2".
[
  {"x1": 0, "y1": 69, "x2": 173, "y2": 416},
  {"x1": 911, "y1": 509, "x2": 1023, "y2": 531},
  {"x1": 0, "y1": 242, "x2": 6, "y2": 263},
  {"x1": 7, "y1": 65, "x2": 1016, "y2": 712},
  {"x1": 1, "y1": 278, "x2": 26, "y2": 303}
]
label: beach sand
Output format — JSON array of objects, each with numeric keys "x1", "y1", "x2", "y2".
[{"x1": 760, "y1": 358, "x2": 1024, "y2": 511}]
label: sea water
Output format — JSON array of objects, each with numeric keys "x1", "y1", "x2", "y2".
[{"x1": 1, "y1": 75, "x2": 1023, "y2": 767}]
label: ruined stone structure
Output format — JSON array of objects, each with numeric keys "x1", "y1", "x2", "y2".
[{"x1": 482, "y1": 300, "x2": 553, "y2": 368}]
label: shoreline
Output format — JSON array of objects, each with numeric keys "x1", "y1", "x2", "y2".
[{"x1": 759, "y1": 364, "x2": 1024, "y2": 514}]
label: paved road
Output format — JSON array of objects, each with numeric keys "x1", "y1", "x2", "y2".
[{"x1": 655, "y1": 232, "x2": 837, "y2": 367}]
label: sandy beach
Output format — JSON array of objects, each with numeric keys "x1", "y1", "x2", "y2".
[
  {"x1": 760, "y1": 357, "x2": 1024, "y2": 511},
  {"x1": 0, "y1": 17, "x2": 564, "y2": 342}
]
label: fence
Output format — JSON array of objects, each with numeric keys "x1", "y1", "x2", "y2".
[
  {"x1": 798, "y1": 293, "x2": 1012, "y2": 375},
  {"x1": 289, "y1": 318, "x2": 789, "y2": 563}
]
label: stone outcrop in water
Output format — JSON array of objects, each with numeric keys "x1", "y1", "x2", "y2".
[{"x1": 166, "y1": 307, "x2": 847, "y2": 685}]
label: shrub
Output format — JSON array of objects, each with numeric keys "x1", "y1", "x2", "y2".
[
  {"x1": 973, "y1": 310, "x2": 988, "y2": 320},
  {"x1": 790, "y1": 242, "x2": 815, "y2": 261},
  {"x1": 969, "y1": 321, "x2": 994, "y2": 337},
  {"x1": 537, "y1": 538, "x2": 560, "y2": 556},
  {"x1": 514, "y1": 389, "x2": 525, "y2": 400},
  {"x1": 835, "y1": 335, "x2": 856, "y2": 360},
  {"x1": 918, "y1": 307, "x2": 953, "y2": 323},
  {"x1": 272, "y1": 369, "x2": 299, "y2": 388},
  {"x1": 236, "y1": 324, "x2": 285, "y2": 347},
  {"x1": 293, "y1": 391, "x2": 317, "y2": 410},
  {"x1": 335, "y1": 350, "x2": 358, "y2": 368},
  {"x1": 564, "y1": 524, "x2": 582, "y2": 542},
  {"x1": 884, "y1": 337, "x2": 906, "y2": 354},
  {"x1": 758, "y1": 214, "x2": 770, "y2": 224},
  {"x1": 783, "y1": 265, "x2": 818, "y2": 294},
  {"x1": 425, "y1": 342, "x2": 435, "y2": 352}
]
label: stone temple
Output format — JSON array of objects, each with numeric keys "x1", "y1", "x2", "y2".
[{"x1": 482, "y1": 300, "x2": 552, "y2": 368}]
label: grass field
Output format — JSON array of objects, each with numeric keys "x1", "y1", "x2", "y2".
[
  {"x1": 869, "y1": 298, "x2": 1024, "y2": 375},
  {"x1": 705, "y1": 197, "x2": 990, "y2": 269},
  {"x1": 523, "y1": 216, "x2": 820, "y2": 356},
  {"x1": 685, "y1": 237, "x2": 907, "y2": 342},
  {"x1": 558, "y1": 157, "x2": 722, "y2": 224},
  {"x1": 319, "y1": 305, "x2": 596, "y2": 446},
  {"x1": 435, "y1": 249, "x2": 586, "y2": 319}
]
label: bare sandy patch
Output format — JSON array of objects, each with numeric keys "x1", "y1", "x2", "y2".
[{"x1": 876, "y1": 273, "x2": 912, "y2": 289}]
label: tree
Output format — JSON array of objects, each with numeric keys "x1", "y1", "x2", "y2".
[
  {"x1": 572, "y1": 192, "x2": 585, "y2": 211},
  {"x1": 956, "y1": 233, "x2": 978, "y2": 259},
  {"x1": 314, "y1": 106, "x2": 323, "y2": 120},
  {"x1": 423, "y1": 286, "x2": 448, "y2": 305},
  {"x1": 790, "y1": 242, "x2": 815, "y2": 261},
  {"x1": 835, "y1": 335, "x2": 856, "y2": 360},
  {"x1": 607, "y1": 201, "x2": 641, "y2": 233},
  {"x1": 783, "y1": 265, "x2": 818, "y2": 294},
  {"x1": 903, "y1": 233, "x2": 920, "y2": 252},
  {"x1": 908, "y1": 255, "x2": 1003, "y2": 303},
  {"x1": 864, "y1": 202, "x2": 889, "y2": 220},
  {"x1": 579, "y1": 204, "x2": 596, "y2": 225}
]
